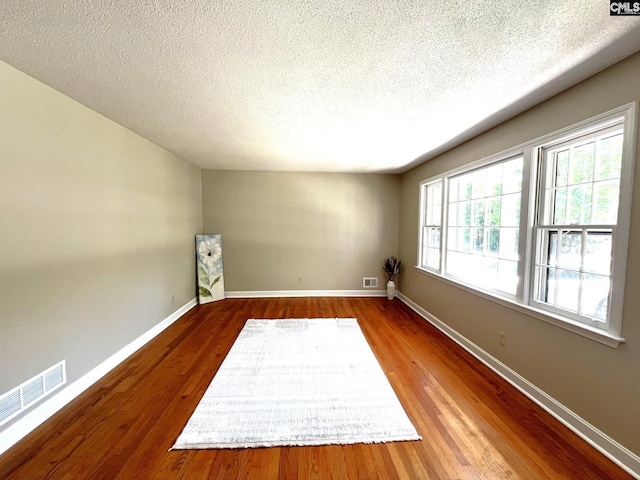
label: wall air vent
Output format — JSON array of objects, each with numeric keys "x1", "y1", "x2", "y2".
[
  {"x1": 363, "y1": 277, "x2": 378, "y2": 288},
  {"x1": 0, "y1": 360, "x2": 66, "y2": 427}
]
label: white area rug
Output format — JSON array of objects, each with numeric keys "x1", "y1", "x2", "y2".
[{"x1": 172, "y1": 318, "x2": 421, "y2": 449}]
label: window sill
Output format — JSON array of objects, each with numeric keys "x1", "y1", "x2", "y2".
[{"x1": 414, "y1": 266, "x2": 625, "y2": 348}]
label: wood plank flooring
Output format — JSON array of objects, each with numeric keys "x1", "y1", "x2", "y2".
[{"x1": 0, "y1": 297, "x2": 632, "y2": 479}]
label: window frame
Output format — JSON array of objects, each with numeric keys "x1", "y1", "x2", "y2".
[{"x1": 416, "y1": 103, "x2": 636, "y2": 347}]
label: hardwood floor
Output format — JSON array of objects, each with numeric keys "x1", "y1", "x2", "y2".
[{"x1": 0, "y1": 297, "x2": 631, "y2": 479}]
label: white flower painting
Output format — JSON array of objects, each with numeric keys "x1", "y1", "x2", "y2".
[{"x1": 196, "y1": 234, "x2": 225, "y2": 303}]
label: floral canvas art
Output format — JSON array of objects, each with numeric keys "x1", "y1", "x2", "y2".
[{"x1": 196, "y1": 234, "x2": 225, "y2": 304}]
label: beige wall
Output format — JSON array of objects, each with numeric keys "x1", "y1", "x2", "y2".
[
  {"x1": 202, "y1": 170, "x2": 399, "y2": 292},
  {"x1": 0, "y1": 62, "x2": 202, "y2": 420},
  {"x1": 399, "y1": 51, "x2": 640, "y2": 455}
]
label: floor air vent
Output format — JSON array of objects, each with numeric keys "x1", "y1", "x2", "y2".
[
  {"x1": 363, "y1": 277, "x2": 378, "y2": 288},
  {"x1": 0, "y1": 360, "x2": 66, "y2": 427}
]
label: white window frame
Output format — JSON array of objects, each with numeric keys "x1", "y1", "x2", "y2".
[{"x1": 417, "y1": 103, "x2": 636, "y2": 347}]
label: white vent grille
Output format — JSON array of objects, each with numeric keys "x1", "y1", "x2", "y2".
[
  {"x1": 22, "y1": 378, "x2": 44, "y2": 405},
  {"x1": 0, "y1": 360, "x2": 66, "y2": 427},
  {"x1": 363, "y1": 277, "x2": 378, "y2": 288},
  {"x1": 45, "y1": 366, "x2": 65, "y2": 390},
  {"x1": 0, "y1": 391, "x2": 21, "y2": 422}
]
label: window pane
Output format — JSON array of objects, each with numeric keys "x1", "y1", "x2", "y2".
[
  {"x1": 471, "y1": 228, "x2": 484, "y2": 253},
  {"x1": 433, "y1": 183, "x2": 442, "y2": 207},
  {"x1": 424, "y1": 247, "x2": 441, "y2": 270},
  {"x1": 499, "y1": 228, "x2": 518, "y2": 260},
  {"x1": 423, "y1": 226, "x2": 441, "y2": 249},
  {"x1": 472, "y1": 169, "x2": 486, "y2": 199},
  {"x1": 536, "y1": 266, "x2": 555, "y2": 304},
  {"x1": 555, "y1": 269, "x2": 580, "y2": 312},
  {"x1": 569, "y1": 142, "x2": 595, "y2": 184},
  {"x1": 595, "y1": 133, "x2": 622, "y2": 181},
  {"x1": 472, "y1": 199, "x2": 485, "y2": 226},
  {"x1": 460, "y1": 175, "x2": 472, "y2": 201},
  {"x1": 434, "y1": 205, "x2": 442, "y2": 225},
  {"x1": 482, "y1": 258, "x2": 498, "y2": 275},
  {"x1": 592, "y1": 180, "x2": 619, "y2": 224},
  {"x1": 449, "y1": 178, "x2": 459, "y2": 202},
  {"x1": 556, "y1": 230, "x2": 582, "y2": 270},
  {"x1": 424, "y1": 183, "x2": 442, "y2": 227},
  {"x1": 503, "y1": 157, "x2": 523, "y2": 194},
  {"x1": 498, "y1": 260, "x2": 518, "y2": 294},
  {"x1": 458, "y1": 227, "x2": 470, "y2": 252},
  {"x1": 426, "y1": 227, "x2": 440, "y2": 247},
  {"x1": 453, "y1": 228, "x2": 471, "y2": 252},
  {"x1": 501, "y1": 193, "x2": 520, "y2": 226},
  {"x1": 567, "y1": 185, "x2": 592, "y2": 224},
  {"x1": 448, "y1": 226, "x2": 457, "y2": 248},
  {"x1": 580, "y1": 273, "x2": 609, "y2": 321},
  {"x1": 584, "y1": 231, "x2": 611, "y2": 274},
  {"x1": 486, "y1": 163, "x2": 503, "y2": 196},
  {"x1": 486, "y1": 198, "x2": 501, "y2": 226},
  {"x1": 448, "y1": 203, "x2": 458, "y2": 226},
  {"x1": 446, "y1": 251, "x2": 466, "y2": 277},
  {"x1": 553, "y1": 187, "x2": 567, "y2": 224},
  {"x1": 459, "y1": 201, "x2": 471, "y2": 226},
  {"x1": 487, "y1": 228, "x2": 500, "y2": 254}
]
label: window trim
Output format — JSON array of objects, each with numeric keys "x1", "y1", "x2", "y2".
[{"x1": 416, "y1": 102, "x2": 636, "y2": 348}]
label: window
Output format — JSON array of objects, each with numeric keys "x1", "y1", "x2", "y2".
[
  {"x1": 419, "y1": 180, "x2": 442, "y2": 271},
  {"x1": 446, "y1": 157, "x2": 523, "y2": 296},
  {"x1": 532, "y1": 126, "x2": 623, "y2": 327},
  {"x1": 417, "y1": 104, "x2": 635, "y2": 346}
]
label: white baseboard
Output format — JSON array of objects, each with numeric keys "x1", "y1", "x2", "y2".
[
  {"x1": 397, "y1": 292, "x2": 640, "y2": 479},
  {"x1": 226, "y1": 289, "x2": 388, "y2": 298},
  {"x1": 0, "y1": 298, "x2": 198, "y2": 457}
]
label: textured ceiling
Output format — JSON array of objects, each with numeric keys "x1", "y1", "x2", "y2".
[{"x1": 1, "y1": 1, "x2": 640, "y2": 173}]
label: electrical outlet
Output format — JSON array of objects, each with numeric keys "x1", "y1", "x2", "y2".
[
  {"x1": 297, "y1": 275, "x2": 303, "y2": 283},
  {"x1": 499, "y1": 331, "x2": 506, "y2": 346}
]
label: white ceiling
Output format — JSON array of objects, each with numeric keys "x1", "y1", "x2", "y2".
[{"x1": 1, "y1": 1, "x2": 640, "y2": 173}]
